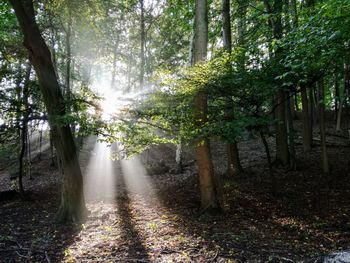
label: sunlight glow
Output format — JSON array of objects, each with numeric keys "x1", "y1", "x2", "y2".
[
  {"x1": 84, "y1": 138, "x2": 115, "y2": 202},
  {"x1": 120, "y1": 156, "x2": 153, "y2": 195}
]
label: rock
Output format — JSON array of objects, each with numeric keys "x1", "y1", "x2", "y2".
[{"x1": 313, "y1": 250, "x2": 350, "y2": 263}]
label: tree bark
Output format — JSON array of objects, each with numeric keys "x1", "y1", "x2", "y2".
[
  {"x1": 264, "y1": 0, "x2": 289, "y2": 165},
  {"x1": 10, "y1": 0, "x2": 87, "y2": 222},
  {"x1": 260, "y1": 131, "x2": 276, "y2": 195},
  {"x1": 334, "y1": 71, "x2": 339, "y2": 122},
  {"x1": 194, "y1": 0, "x2": 220, "y2": 212},
  {"x1": 318, "y1": 80, "x2": 329, "y2": 174},
  {"x1": 139, "y1": 0, "x2": 145, "y2": 89},
  {"x1": 222, "y1": 0, "x2": 242, "y2": 176},
  {"x1": 301, "y1": 85, "x2": 312, "y2": 151},
  {"x1": 286, "y1": 92, "x2": 296, "y2": 170},
  {"x1": 222, "y1": 0, "x2": 232, "y2": 53}
]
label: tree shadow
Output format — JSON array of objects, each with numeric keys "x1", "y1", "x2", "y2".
[
  {"x1": 136, "y1": 141, "x2": 350, "y2": 261},
  {"x1": 114, "y1": 159, "x2": 150, "y2": 262}
]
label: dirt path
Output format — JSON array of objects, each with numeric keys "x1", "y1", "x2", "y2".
[{"x1": 1, "y1": 122, "x2": 350, "y2": 262}]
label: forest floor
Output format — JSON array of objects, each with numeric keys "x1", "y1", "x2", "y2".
[{"x1": 0, "y1": 115, "x2": 350, "y2": 262}]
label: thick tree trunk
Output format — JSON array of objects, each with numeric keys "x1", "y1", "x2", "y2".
[
  {"x1": 275, "y1": 90, "x2": 289, "y2": 165},
  {"x1": 10, "y1": 0, "x2": 87, "y2": 222},
  {"x1": 222, "y1": 0, "x2": 242, "y2": 176},
  {"x1": 194, "y1": 0, "x2": 220, "y2": 212}
]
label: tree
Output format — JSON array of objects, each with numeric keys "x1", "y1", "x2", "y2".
[
  {"x1": 222, "y1": 0, "x2": 243, "y2": 176},
  {"x1": 9, "y1": 0, "x2": 87, "y2": 222},
  {"x1": 264, "y1": 0, "x2": 289, "y2": 166},
  {"x1": 139, "y1": 0, "x2": 145, "y2": 89},
  {"x1": 193, "y1": 0, "x2": 221, "y2": 212}
]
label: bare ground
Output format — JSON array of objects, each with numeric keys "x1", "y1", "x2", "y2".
[{"x1": 0, "y1": 117, "x2": 350, "y2": 262}]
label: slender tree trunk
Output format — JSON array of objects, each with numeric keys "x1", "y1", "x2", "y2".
[
  {"x1": 222, "y1": 0, "x2": 231, "y2": 52},
  {"x1": 15, "y1": 61, "x2": 24, "y2": 196},
  {"x1": 334, "y1": 71, "x2": 339, "y2": 122},
  {"x1": 318, "y1": 80, "x2": 329, "y2": 174},
  {"x1": 344, "y1": 63, "x2": 350, "y2": 109},
  {"x1": 38, "y1": 130, "x2": 43, "y2": 160},
  {"x1": 222, "y1": 0, "x2": 242, "y2": 176},
  {"x1": 18, "y1": 63, "x2": 31, "y2": 197},
  {"x1": 259, "y1": 131, "x2": 276, "y2": 195},
  {"x1": 286, "y1": 92, "x2": 296, "y2": 170},
  {"x1": 294, "y1": 94, "x2": 299, "y2": 111},
  {"x1": 10, "y1": 0, "x2": 87, "y2": 222},
  {"x1": 49, "y1": 129, "x2": 55, "y2": 167},
  {"x1": 336, "y1": 99, "x2": 343, "y2": 131},
  {"x1": 308, "y1": 86, "x2": 314, "y2": 138},
  {"x1": 139, "y1": 0, "x2": 145, "y2": 89},
  {"x1": 26, "y1": 130, "x2": 32, "y2": 179},
  {"x1": 111, "y1": 34, "x2": 120, "y2": 90},
  {"x1": 301, "y1": 85, "x2": 312, "y2": 151},
  {"x1": 290, "y1": 0, "x2": 298, "y2": 27},
  {"x1": 194, "y1": 0, "x2": 220, "y2": 212},
  {"x1": 336, "y1": 65, "x2": 349, "y2": 131},
  {"x1": 111, "y1": 48, "x2": 117, "y2": 90},
  {"x1": 264, "y1": 0, "x2": 289, "y2": 165},
  {"x1": 175, "y1": 139, "x2": 183, "y2": 173}
]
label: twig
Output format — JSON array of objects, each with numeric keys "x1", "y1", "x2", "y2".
[
  {"x1": 45, "y1": 251, "x2": 51, "y2": 263},
  {"x1": 15, "y1": 251, "x2": 28, "y2": 259},
  {"x1": 209, "y1": 249, "x2": 219, "y2": 262}
]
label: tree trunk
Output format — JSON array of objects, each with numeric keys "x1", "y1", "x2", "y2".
[
  {"x1": 175, "y1": 139, "x2": 183, "y2": 173},
  {"x1": 65, "y1": 6, "x2": 72, "y2": 101},
  {"x1": 222, "y1": 0, "x2": 232, "y2": 53},
  {"x1": 344, "y1": 63, "x2": 350, "y2": 109},
  {"x1": 139, "y1": 0, "x2": 145, "y2": 89},
  {"x1": 290, "y1": 0, "x2": 298, "y2": 27},
  {"x1": 334, "y1": 71, "x2": 339, "y2": 122},
  {"x1": 336, "y1": 99, "x2": 343, "y2": 131},
  {"x1": 308, "y1": 86, "x2": 314, "y2": 138},
  {"x1": 111, "y1": 48, "x2": 117, "y2": 90},
  {"x1": 222, "y1": 0, "x2": 242, "y2": 176},
  {"x1": 301, "y1": 85, "x2": 312, "y2": 151},
  {"x1": 276, "y1": 90, "x2": 289, "y2": 165},
  {"x1": 10, "y1": 0, "x2": 87, "y2": 222},
  {"x1": 194, "y1": 0, "x2": 220, "y2": 212},
  {"x1": 264, "y1": 0, "x2": 289, "y2": 165},
  {"x1": 318, "y1": 80, "x2": 329, "y2": 174},
  {"x1": 259, "y1": 131, "x2": 276, "y2": 195},
  {"x1": 286, "y1": 92, "x2": 296, "y2": 170}
]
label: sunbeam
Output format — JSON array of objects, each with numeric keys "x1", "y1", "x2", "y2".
[
  {"x1": 120, "y1": 156, "x2": 154, "y2": 196},
  {"x1": 84, "y1": 137, "x2": 115, "y2": 202}
]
